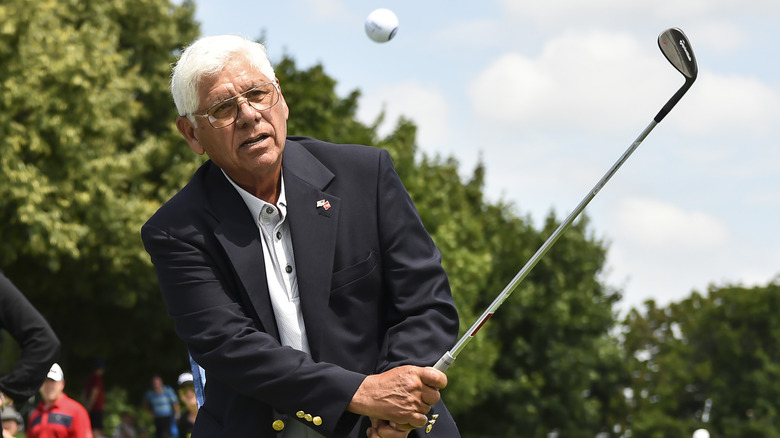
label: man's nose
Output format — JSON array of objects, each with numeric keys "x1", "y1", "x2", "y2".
[{"x1": 235, "y1": 97, "x2": 260, "y2": 124}]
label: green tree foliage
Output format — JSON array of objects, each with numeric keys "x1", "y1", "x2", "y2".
[
  {"x1": 0, "y1": 0, "x2": 200, "y2": 393},
  {"x1": 623, "y1": 280, "x2": 780, "y2": 437},
  {"x1": 451, "y1": 212, "x2": 626, "y2": 438},
  {"x1": 0, "y1": 0, "x2": 626, "y2": 433}
]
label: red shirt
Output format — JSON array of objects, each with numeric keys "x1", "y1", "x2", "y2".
[
  {"x1": 27, "y1": 393, "x2": 93, "y2": 438},
  {"x1": 84, "y1": 372, "x2": 104, "y2": 411}
]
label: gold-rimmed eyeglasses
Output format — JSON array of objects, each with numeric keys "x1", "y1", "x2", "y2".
[{"x1": 191, "y1": 82, "x2": 280, "y2": 128}]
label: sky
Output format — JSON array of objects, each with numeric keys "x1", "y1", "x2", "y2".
[{"x1": 191, "y1": 0, "x2": 780, "y2": 314}]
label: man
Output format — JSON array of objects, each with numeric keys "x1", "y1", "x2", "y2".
[
  {"x1": 0, "y1": 270, "x2": 61, "y2": 409},
  {"x1": 141, "y1": 34, "x2": 460, "y2": 438},
  {"x1": 175, "y1": 373, "x2": 197, "y2": 438},
  {"x1": 83, "y1": 360, "x2": 105, "y2": 438},
  {"x1": 27, "y1": 363, "x2": 92, "y2": 438},
  {"x1": 142, "y1": 376, "x2": 178, "y2": 438}
]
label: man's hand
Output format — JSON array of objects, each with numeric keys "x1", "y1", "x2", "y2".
[
  {"x1": 367, "y1": 418, "x2": 413, "y2": 438},
  {"x1": 347, "y1": 365, "x2": 447, "y2": 429}
]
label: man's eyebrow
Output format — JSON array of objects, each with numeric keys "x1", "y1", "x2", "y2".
[
  {"x1": 205, "y1": 81, "x2": 269, "y2": 109},
  {"x1": 212, "y1": 83, "x2": 263, "y2": 102}
]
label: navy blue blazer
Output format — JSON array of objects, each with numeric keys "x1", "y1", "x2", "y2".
[{"x1": 141, "y1": 136, "x2": 460, "y2": 437}]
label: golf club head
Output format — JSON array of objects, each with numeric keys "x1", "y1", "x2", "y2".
[
  {"x1": 658, "y1": 27, "x2": 698, "y2": 82},
  {"x1": 654, "y1": 27, "x2": 698, "y2": 123}
]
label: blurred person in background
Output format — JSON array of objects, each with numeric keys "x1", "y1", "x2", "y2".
[
  {"x1": 2, "y1": 405, "x2": 24, "y2": 438},
  {"x1": 83, "y1": 360, "x2": 106, "y2": 438},
  {"x1": 142, "y1": 376, "x2": 178, "y2": 438},
  {"x1": 175, "y1": 373, "x2": 197, "y2": 438},
  {"x1": 27, "y1": 363, "x2": 92, "y2": 438}
]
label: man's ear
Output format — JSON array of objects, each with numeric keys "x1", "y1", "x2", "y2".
[{"x1": 176, "y1": 116, "x2": 205, "y2": 155}]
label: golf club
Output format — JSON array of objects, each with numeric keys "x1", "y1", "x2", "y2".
[{"x1": 434, "y1": 28, "x2": 698, "y2": 372}]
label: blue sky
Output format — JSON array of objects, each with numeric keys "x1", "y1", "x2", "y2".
[{"x1": 192, "y1": 0, "x2": 780, "y2": 314}]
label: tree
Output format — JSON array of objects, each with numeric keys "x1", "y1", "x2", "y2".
[
  {"x1": 0, "y1": 0, "x2": 200, "y2": 393},
  {"x1": 451, "y1": 211, "x2": 627, "y2": 437},
  {"x1": 623, "y1": 280, "x2": 780, "y2": 437}
]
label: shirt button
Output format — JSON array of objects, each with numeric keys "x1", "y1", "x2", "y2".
[
  {"x1": 265, "y1": 207, "x2": 274, "y2": 214},
  {"x1": 285, "y1": 265, "x2": 293, "y2": 273},
  {"x1": 276, "y1": 231, "x2": 282, "y2": 239}
]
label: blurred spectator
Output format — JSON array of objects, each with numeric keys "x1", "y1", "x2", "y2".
[
  {"x1": 175, "y1": 373, "x2": 196, "y2": 438},
  {"x1": 83, "y1": 360, "x2": 106, "y2": 438},
  {"x1": 141, "y1": 376, "x2": 177, "y2": 438},
  {"x1": 27, "y1": 363, "x2": 92, "y2": 438},
  {"x1": 2, "y1": 405, "x2": 24, "y2": 438}
]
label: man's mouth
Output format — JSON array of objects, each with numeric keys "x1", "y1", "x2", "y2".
[{"x1": 242, "y1": 134, "x2": 270, "y2": 147}]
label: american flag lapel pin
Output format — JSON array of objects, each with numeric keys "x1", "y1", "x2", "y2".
[{"x1": 316, "y1": 199, "x2": 331, "y2": 211}]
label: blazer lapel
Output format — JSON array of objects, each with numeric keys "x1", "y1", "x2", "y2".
[
  {"x1": 204, "y1": 163, "x2": 280, "y2": 341},
  {"x1": 283, "y1": 141, "x2": 339, "y2": 362}
]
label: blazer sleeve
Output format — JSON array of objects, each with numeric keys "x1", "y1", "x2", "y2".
[
  {"x1": 373, "y1": 149, "x2": 460, "y2": 372},
  {"x1": 0, "y1": 271, "x2": 61, "y2": 402},
  {"x1": 141, "y1": 221, "x2": 365, "y2": 436}
]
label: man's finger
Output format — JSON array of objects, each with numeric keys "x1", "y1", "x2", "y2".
[
  {"x1": 420, "y1": 367, "x2": 448, "y2": 389},
  {"x1": 388, "y1": 421, "x2": 417, "y2": 432},
  {"x1": 421, "y1": 383, "x2": 443, "y2": 406}
]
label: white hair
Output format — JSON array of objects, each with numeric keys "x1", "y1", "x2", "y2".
[{"x1": 170, "y1": 35, "x2": 277, "y2": 122}]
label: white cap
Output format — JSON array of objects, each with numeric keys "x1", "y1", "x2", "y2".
[
  {"x1": 47, "y1": 363, "x2": 64, "y2": 382},
  {"x1": 177, "y1": 372, "x2": 193, "y2": 386}
]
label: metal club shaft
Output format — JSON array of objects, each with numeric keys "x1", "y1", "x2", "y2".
[{"x1": 434, "y1": 121, "x2": 658, "y2": 372}]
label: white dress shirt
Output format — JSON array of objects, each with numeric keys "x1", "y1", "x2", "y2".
[{"x1": 223, "y1": 170, "x2": 324, "y2": 438}]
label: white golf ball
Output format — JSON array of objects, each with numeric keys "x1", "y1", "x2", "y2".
[{"x1": 365, "y1": 8, "x2": 398, "y2": 43}]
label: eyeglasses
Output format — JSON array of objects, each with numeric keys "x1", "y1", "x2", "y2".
[{"x1": 192, "y1": 82, "x2": 280, "y2": 128}]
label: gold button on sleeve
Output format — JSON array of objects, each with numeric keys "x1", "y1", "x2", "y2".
[
  {"x1": 272, "y1": 420, "x2": 285, "y2": 431},
  {"x1": 312, "y1": 416, "x2": 323, "y2": 426},
  {"x1": 296, "y1": 411, "x2": 305, "y2": 418},
  {"x1": 304, "y1": 414, "x2": 313, "y2": 422}
]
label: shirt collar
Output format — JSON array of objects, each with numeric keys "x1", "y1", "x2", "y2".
[
  {"x1": 220, "y1": 169, "x2": 287, "y2": 221},
  {"x1": 40, "y1": 393, "x2": 67, "y2": 411}
]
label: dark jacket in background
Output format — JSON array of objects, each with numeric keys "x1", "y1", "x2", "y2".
[{"x1": 0, "y1": 269, "x2": 61, "y2": 402}]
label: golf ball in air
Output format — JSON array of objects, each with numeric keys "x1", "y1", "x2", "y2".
[{"x1": 365, "y1": 8, "x2": 398, "y2": 43}]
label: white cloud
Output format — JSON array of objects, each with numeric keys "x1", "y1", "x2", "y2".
[
  {"x1": 605, "y1": 197, "x2": 779, "y2": 312},
  {"x1": 468, "y1": 26, "x2": 780, "y2": 145},
  {"x1": 357, "y1": 80, "x2": 453, "y2": 153},
  {"x1": 612, "y1": 197, "x2": 729, "y2": 250},
  {"x1": 469, "y1": 30, "x2": 677, "y2": 134},
  {"x1": 668, "y1": 71, "x2": 780, "y2": 138}
]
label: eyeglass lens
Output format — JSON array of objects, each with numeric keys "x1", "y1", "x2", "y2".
[{"x1": 208, "y1": 83, "x2": 278, "y2": 128}]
